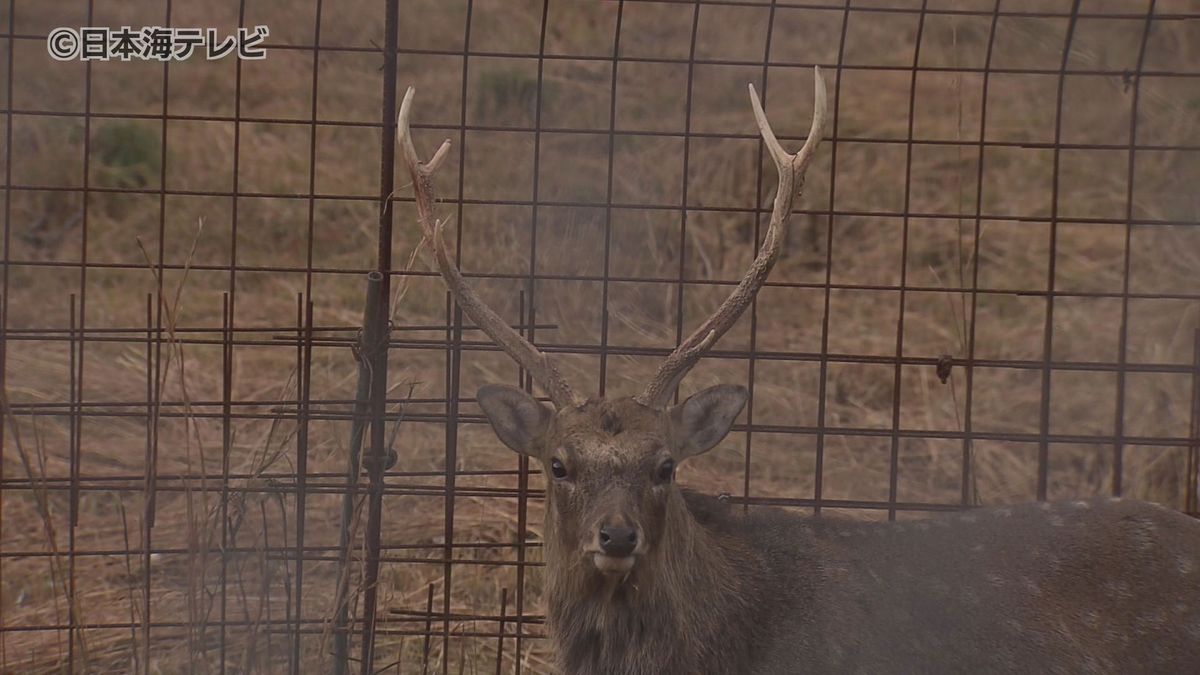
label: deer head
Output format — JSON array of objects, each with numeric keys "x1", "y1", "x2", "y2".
[{"x1": 399, "y1": 69, "x2": 826, "y2": 581}]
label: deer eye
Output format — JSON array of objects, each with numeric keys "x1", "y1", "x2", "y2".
[
  {"x1": 550, "y1": 458, "x2": 568, "y2": 480},
  {"x1": 655, "y1": 458, "x2": 675, "y2": 484}
]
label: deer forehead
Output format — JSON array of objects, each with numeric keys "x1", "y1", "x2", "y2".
[
  {"x1": 552, "y1": 398, "x2": 670, "y2": 464},
  {"x1": 560, "y1": 433, "x2": 663, "y2": 466},
  {"x1": 556, "y1": 398, "x2": 665, "y2": 436}
]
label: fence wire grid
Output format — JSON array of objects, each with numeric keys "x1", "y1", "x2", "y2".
[{"x1": 2, "y1": 0, "x2": 1200, "y2": 673}]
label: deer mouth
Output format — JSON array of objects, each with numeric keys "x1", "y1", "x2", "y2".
[{"x1": 592, "y1": 553, "x2": 637, "y2": 576}]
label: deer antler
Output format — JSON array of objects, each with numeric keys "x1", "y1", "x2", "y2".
[
  {"x1": 634, "y1": 67, "x2": 828, "y2": 409},
  {"x1": 398, "y1": 87, "x2": 585, "y2": 409}
]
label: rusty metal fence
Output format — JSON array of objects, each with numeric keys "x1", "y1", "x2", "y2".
[{"x1": 2, "y1": 0, "x2": 1199, "y2": 673}]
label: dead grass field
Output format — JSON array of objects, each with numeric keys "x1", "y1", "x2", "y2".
[{"x1": 2, "y1": 0, "x2": 1200, "y2": 672}]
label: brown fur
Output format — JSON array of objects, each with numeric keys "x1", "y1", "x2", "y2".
[{"x1": 477, "y1": 387, "x2": 1200, "y2": 674}]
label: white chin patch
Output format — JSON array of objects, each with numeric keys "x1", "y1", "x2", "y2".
[{"x1": 592, "y1": 553, "x2": 635, "y2": 575}]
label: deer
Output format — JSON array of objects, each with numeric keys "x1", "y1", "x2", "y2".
[{"x1": 398, "y1": 68, "x2": 1200, "y2": 674}]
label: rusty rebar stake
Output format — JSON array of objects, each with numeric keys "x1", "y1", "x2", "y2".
[
  {"x1": 356, "y1": 0, "x2": 401, "y2": 672},
  {"x1": 332, "y1": 270, "x2": 384, "y2": 675}
]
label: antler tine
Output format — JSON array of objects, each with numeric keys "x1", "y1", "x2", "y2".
[
  {"x1": 635, "y1": 67, "x2": 828, "y2": 409},
  {"x1": 399, "y1": 87, "x2": 584, "y2": 409}
]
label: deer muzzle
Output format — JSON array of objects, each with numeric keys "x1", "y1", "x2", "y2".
[
  {"x1": 590, "y1": 518, "x2": 643, "y2": 575},
  {"x1": 599, "y1": 524, "x2": 638, "y2": 557}
]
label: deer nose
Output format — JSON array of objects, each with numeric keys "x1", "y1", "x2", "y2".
[{"x1": 598, "y1": 525, "x2": 638, "y2": 557}]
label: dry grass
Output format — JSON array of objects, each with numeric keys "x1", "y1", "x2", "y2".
[{"x1": 3, "y1": 0, "x2": 1200, "y2": 672}]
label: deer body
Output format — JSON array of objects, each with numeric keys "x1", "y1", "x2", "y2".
[
  {"x1": 547, "y1": 483, "x2": 1200, "y2": 674},
  {"x1": 397, "y1": 71, "x2": 1200, "y2": 674}
]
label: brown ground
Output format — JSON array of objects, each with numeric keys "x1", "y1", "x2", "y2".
[{"x1": 2, "y1": 0, "x2": 1199, "y2": 672}]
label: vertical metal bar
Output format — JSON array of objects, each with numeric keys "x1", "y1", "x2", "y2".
[
  {"x1": 813, "y1": 0, "x2": 853, "y2": 516},
  {"x1": 357, "y1": 289, "x2": 391, "y2": 672},
  {"x1": 1112, "y1": 0, "x2": 1157, "y2": 497},
  {"x1": 333, "y1": 271, "x2": 383, "y2": 675},
  {"x1": 303, "y1": 0, "x2": 327, "y2": 656},
  {"x1": 597, "y1": 1, "x2": 625, "y2": 396},
  {"x1": 887, "y1": 0, "x2": 930, "y2": 521},
  {"x1": 141, "y1": 293, "x2": 155, "y2": 672},
  {"x1": 71, "y1": 0, "x2": 96, "y2": 661},
  {"x1": 227, "y1": 0, "x2": 248, "y2": 669},
  {"x1": 517, "y1": 0, "x2": 552, "y2": 663},
  {"x1": 358, "y1": 0, "x2": 401, "y2": 669},
  {"x1": 1188, "y1": 328, "x2": 1200, "y2": 515},
  {"x1": 674, "y1": 1, "x2": 702, "y2": 412},
  {"x1": 442, "y1": 304, "x2": 463, "y2": 674},
  {"x1": 302, "y1": 0, "x2": 331, "y2": 658},
  {"x1": 291, "y1": 295, "x2": 304, "y2": 667},
  {"x1": 421, "y1": 583, "x2": 435, "y2": 675},
  {"x1": 303, "y1": 4, "x2": 325, "y2": 313},
  {"x1": 291, "y1": 294, "x2": 314, "y2": 672},
  {"x1": 300, "y1": 10, "x2": 329, "y2": 659},
  {"x1": 145, "y1": 0, "x2": 175, "y2": 664},
  {"x1": 514, "y1": 292, "x2": 531, "y2": 675},
  {"x1": 67, "y1": 294, "x2": 78, "y2": 669},
  {"x1": 440, "y1": 1, "x2": 476, "y2": 670},
  {"x1": 266, "y1": 507, "x2": 276, "y2": 672},
  {"x1": 495, "y1": 587, "x2": 507, "y2": 675},
  {"x1": 742, "y1": 0, "x2": 779, "y2": 513},
  {"x1": 961, "y1": 0, "x2": 1002, "y2": 508},
  {"x1": 1036, "y1": 0, "x2": 1082, "y2": 502},
  {"x1": 225, "y1": 0, "x2": 247, "y2": 662},
  {"x1": 219, "y1": 293, "x2": 232, "y2": 673},
  {"x1": 0, "y1": 1, "x2": 13, "y2": 667}
]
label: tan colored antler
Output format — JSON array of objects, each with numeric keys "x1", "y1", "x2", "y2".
[
  {"x1": 634, "y1": 67, "x2": 828, "y2": 409},
  {"x1": 398, "y1": 87, "x2": 585, "y2": 409}
]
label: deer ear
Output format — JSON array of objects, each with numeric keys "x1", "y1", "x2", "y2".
[
  {"x1": 477, "y1": 384, "x2": 554, "y2": 456},
  {"x1": 668, "y1": 384, "x2": 748, "y2": 459}
]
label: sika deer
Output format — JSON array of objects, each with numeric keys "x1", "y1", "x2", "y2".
[{"x1": 398, "y1": 70, "x2": 1200, "y2": 674}]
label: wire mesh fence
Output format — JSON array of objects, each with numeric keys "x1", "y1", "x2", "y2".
[{"x1": 2, "y1": 0, "x2": 1199, "y2": 672}]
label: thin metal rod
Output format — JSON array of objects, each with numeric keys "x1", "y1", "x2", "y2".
[
  {"x1": 813, "y1": 0, "x2": 853, "y2": 515},
  {"x1": 0, "y1": 2, "x2": 14, "y2": 663},
  {"x1": 358, "y1": 0, "x2": 401, "y2": 670},
  {"x1": 1036, "y1": 0, "x2": 1083, "y2": 502},
  {"x1": 289, "y1": 295, "x2": 315, "y2": 672},
  {"x1": 1112, "y1": 0, "x2": 1158, "y2": 497},
  {"x1": 961, "y1": 0, "x2": 1003, "y2": 508},
  {"x1": 1189, "y1": 328, "x2": 1200, "y2": 515},
  {"x1": 333, "y1": 271, "x2": 383, "y2": 674},
  {"x1": 886, "y1": 0, "x2": 930, "y2": 521}
]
